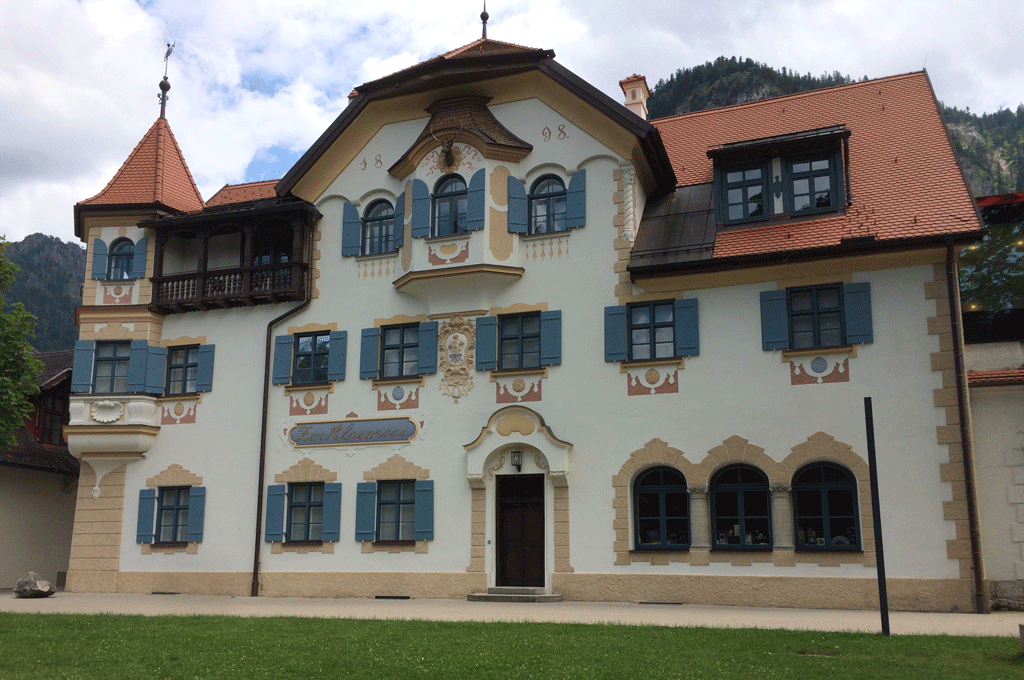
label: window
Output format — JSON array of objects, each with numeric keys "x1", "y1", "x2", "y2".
[
  {"x1": 634, "y1": 467, "x2": 689, "y2": 550},
  {"x1": 433, "y1": 174, "x2": 467, "y2": 236},
  {"x1": 166, "y1": 345, "x2": 199, "y2": 395},
  {"x1": 789, "y1": 154, "x2": 838, "y2": 213},
  {"x1": 499, "y1": 313, "x2": 541, "y2": 369},
  {"x1": 710, "y1": 464, "x2": 772, "y2": 550},
  {"x1": 287, "y1": 482, "x2": 324, "y2": 542},
  {"x1": 792, "y1": 462, "x2": 859, "y2": 550},
  {"x1": 604, "y1": 299, "x2": 698, "y2": 362},
  {"x1": 381, "y1": 324, "x2": 420, "y2": 378},
  {"x1": 355, "y1": 479, "x2": 434, "y2": 542},
  {"x1": 529, "y1": 176, "x2": 567, "y2": 235},
  {"x1": 157, "y1": 487, "x2": 190, "y2": 543},
  {"x1": 107, "y1": 238, "x2": 135, "y2": 280},
  {"x1": 252, "y1": 227, "x2": 292, "y2": 265},
  {"x1": 37, "y1": 394, "x2": 67, "y2": 445},
  {"x1": 759, "y1": 282, "x2": 872, "y2": 351},
  {"x1": 93, "y1": 341, "x2": 131, "y2": 393},
  {"x1": 358, "y1": 322, "x2": 437, "y2": 380},
  {"x1": 723, "y1": 165, "x2": 767, "y2": 223},
  {"x1": 362, "y1": 200, "x2": 395, "y2": 255},
  {"x1": 292, "y1": 332, "x2": 330, "y2": 384}
]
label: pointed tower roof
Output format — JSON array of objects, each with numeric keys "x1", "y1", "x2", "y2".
[{"x1": 75, "y1": 117, "x2": 204, "y2": 237}]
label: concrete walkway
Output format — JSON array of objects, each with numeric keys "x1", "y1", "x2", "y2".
[{"x1": 2, "y1": 592, "x2": 1022, "y2": 637}]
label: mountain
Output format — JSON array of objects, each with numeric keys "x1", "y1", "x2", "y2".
[
  {"x1": 4, "y1": 233, "x2": 85, "y2": 352},
  {"x1": 647, "y1": 56, "x2": 1023, "y2": 197}
]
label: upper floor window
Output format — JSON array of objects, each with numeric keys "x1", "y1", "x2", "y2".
[
  {"x1": 475, "y1": 312, "x2": 562, "y2": 371},
  {"x1": 788, "y1": 284, "x2": 843, "y2": 349},
  {"x1": 293, "y1": 332, "x2": 331, "y2": 385},
  {"x1": 634, "y1": 467, "x2": 690, "y2": 550},
  {"x1": 792, "y1": 462, "x2": 860, "y2": 550},
  {"x1": 604, "y1": 299, "x2": 699, "y2": 363},
  {"x1": 760, "y1": 282, "x2": 873, "y2": 352},
  {"x1": 253, "y1": 228, "x2": 292, "y2": 266},
  {"x1": 107, "y1": 238, "x2": 135, "y2": 280},
  {"x1": 273, "y1": 331, "x2": 345, "y2": 385},
  {"x1": 93, "y1": 341, "x2": 131, "y2": 394},
  {"x1": 381, "y1": 324, "x2": 420, "y2": 379},
  {"x1": 358, "y1": 322, "x2": 438, "y2": 381},
  {"x1": 166, "y1": 345, "x2": 199, "y2": 395},
  {"x1": 723, "y1": 166, "x2": 767, "y2": 223},
  {"x1": 362, "y1": 200, "x2": 395, "y2": 255},
  {"x1": 628, "y1": 301, "x2": 676, "y2": 361},
  {"x1": 499, "y1": 313, "x2": 541, "y2": 370},
  {"x1": 789, "y1": 153, "x2": 838, "y2": 214},
  {"x1": 529, "y1": 176, "x2": 567, "y2": 235},
  {"x1": 710, "y1": 464, "x2": 772, "y2": 550},
  {"x1": 433, "y1": 174, "x2": 467, "y2": 237}
]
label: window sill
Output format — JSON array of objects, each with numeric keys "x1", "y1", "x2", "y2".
[
  {"x1": 781, "y1": 345, "x2": 857, "y2": 361},
  {"x1": 283, "y1": 540, "x2": 324, "y2": 547},
  {"x1": 362, "y1": 539, "x2": 428, "y2": 554},
  {"x1": 521, "y1": 230, "x2": 571, "y2": 241},
  {"x1": 630, "y1": 546, "x2": 691, "y2": 553},
  {"x1": 618, "y1": 357, "x2": 685, "y2": 375},
  {"x1": 157, "y1": 393, "x2": 202, "y2": 403},
  {"x1": 488, "y1": 366, "x2": 549, "y2": 381},
  {"x1": 270, "y1": 540, "x2": 334, "y2": 554},
  {"x1": 710, "y1": 545, "x2": 773, "y2": 552},
  {"x1": 96, "y1": 277, "x2": 141, "y2": 284},
  {"x1": 141, "y1": 541, "x2": 197, "y2": 555},
  {"x1": 371, "y1": 375, "x2": 425, "y2": 390},
  {"x1": 355, "y1": 251, "x2": 398, "y2": 261},
  {"x1": 283, "y1": 382, "x2": 334, "y2": 394},
  {"x1": 424, "y1": 232, "x2": 472, "y2": 243},
  {"x1": 795, "y1": 547, "x2": 862, "y2": 553}
]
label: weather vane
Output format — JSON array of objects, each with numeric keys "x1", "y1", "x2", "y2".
[
  {"x1": 481, "y1": 1, "x2": 488, "y2": 39},
  {"x1": 159, "y1": 42, "x2": 174, "y2": 119}
]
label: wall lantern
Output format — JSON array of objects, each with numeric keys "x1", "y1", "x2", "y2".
[{"x1": 510, "y1": 449, "x2": 523, "y2": 473}]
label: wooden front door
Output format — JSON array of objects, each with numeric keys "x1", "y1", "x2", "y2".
[{"x1": 496, "y1": 474, "x2": 545, "y2": 587}]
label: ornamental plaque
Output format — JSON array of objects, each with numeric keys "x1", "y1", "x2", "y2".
[{"x1": 288, "y1": 417, "x2": 418, "y2": 448}]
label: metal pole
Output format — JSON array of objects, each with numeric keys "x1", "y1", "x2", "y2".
[{"x1": 864, "y1": 396, "x2": 890, "y2": 636}]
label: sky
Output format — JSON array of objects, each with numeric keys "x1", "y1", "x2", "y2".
[{"x1": 1, "y1": 0, "x2": 1022, "y2": 245}]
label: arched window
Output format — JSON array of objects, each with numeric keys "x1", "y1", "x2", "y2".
[
  {"x1": 633, "y1": 467, "x2": 689, "y2": 549},
  {"x1": 792, "y1": 462, "x2": 859, "y2": 550},
  {"x1": 362, "y1": 200, "x2": 395, "y2": 255},
  {"x1": 433, "y1": 174, "x2": 467, "y2": 237},
  {"x1": 710, "y1": 464, "x2": 771, "y2": 549},
  {"x1": 529, "y1": 176, "x2": 567, "y2": 235},
  {"x1": 107, "y1": 238, "x2": 135, "y2": 280}
]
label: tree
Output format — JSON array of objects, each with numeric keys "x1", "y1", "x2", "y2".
[{"x1": 0, "y1": 236, "x2": 43, "y2": 448}]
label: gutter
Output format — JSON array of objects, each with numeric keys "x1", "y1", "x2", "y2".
[{"x1": 945, "y1": 237, "x2": 988, "y2": 614}]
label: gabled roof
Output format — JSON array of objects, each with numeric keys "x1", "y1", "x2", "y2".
[
  {"x1": 76, "y1": 117, "x2": 204, "y2": 237},
  {"x1": 34, "y1": 350, "x2": 73, "y2": 391},
  {"x1": 206, "y1": 180, "x2": 279, "y2": 207},
  {"x1": 631, "y1": 71, "x2": 983, "y2": 273}
]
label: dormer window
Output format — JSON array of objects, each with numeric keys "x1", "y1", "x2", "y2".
[
  {"x1": 723, "y1": 165, "x2": 767, "y2": 223},
  {"x1": 788, "y1": 153, "x2": 839, "y2": 214}
]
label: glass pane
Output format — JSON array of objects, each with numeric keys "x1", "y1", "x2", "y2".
[
  {"x1": 316, "y1": 335, "x2": 330, "y2": 351},
  {"x1": 746, "y1": 518, "x2": 770, "y2": 544},
  {"x1": 400, "y1": 505, "x2": 415, "y2": 522},
  {"x1": 748, "y1": 186, "x2": 762, "y2": 202},
  {"x1": 380, "y1": 505, "x2": 396, "y2": 524},
  {"x1": 664, "y1": 492, "x2": 687, "y2": 517},
  {"x1": 632, "y1": 328, "x2": 650, "y2": 346},
  {"x1": 112, "y1": 374, "x2": 129, "y2": 393},
  {"x1": 818, "y1": 288, "x2": 840, "y2": 309},
  {"x1": 664, "y1": 519, "x2": 688, "y2": 544},
  {"x1": 793, "y1": 178, "x2": 809, "y2": 195},
  {"x1": 297, "y1": 336, "x2": 312, "y2": 353},
  {"x1": 790, "y1": 290, "x2": 813, "y2": 312},
  {"x1": 308, "y1": 523, "x2": 322, "y2": 541},
  {"x1": 404, "y1": 327, "x2": 418, "y2": 344},
  {"x1": 745, "y1": 168, "x2": 761, "y2": 181},
  {"x1": 728, "y1": 205, "x2": 743, "y2": 221},
  {"x1": 177, "y1": 510, "x2": 188, "y2": 541},
  {"x1": 829, "y1": 489, "x2": 855, "y2": 515},
  {"x1": 820, "y1": 328, "x2": 842, "y2": 347},
  {"x1": 638, "y1": 492, "x2": 659, "y2": 517},
  {"x1": 792, "y1": 161, "x2": 810, "y2": 173},
  {"x1": 714, "y1": 491, "x2": 738, "y2": 517},
  {"x1": 523, "y1": 338, "x2": 539, "y2": 356},
  {"x1": 811, "y1": 159, "x2": 829, "y2": 171},
  {"x1": 309, "y1": 506, "x2": 323, "y2": 526},
  {"x1": 295, "y1": 356, "x2": 311, "y2": 370},
  {"x1": 798, "y1": 519, "x2": 824, "y2": 546},
  {"x1": 728, "y1": 188, "x2": 743, "y2": 203},
  {"x1": 379, "y1": 522, "x2": 396, "y2": 541},
  {"x1": 791, "y1": 315, "x2": 814, "y2": 336},
  {"x1": 726, "y1": 171, "x2": 743, "y2": 183},
  {"x1": 384, "y1": 329, "x2": 402, "y2": 345},
  {"x1": 631, "y1": 306, "x2": 650, "y2": 325},
  {"x1": 399, "y1": 522, "x2": 414, "y2": 541},
  {"x1": 502, "y1": 317, "x2": 520, "y2": 335},
  {"x1": 654, "y1": 341, "x2": 673, "y2": 359},
  {"x1": 814, "y1": 175, "x2": 831, "y2": 191},
  {"x1": 380, "y1": 483, "x2": 397, "y2": 502},
  {"x1": 654, "y1": 305, "x2": 673, "y2": 324},
  {"x1": 654, "y1": 327, "x2": 673, "y2": 344},
  {"x1": 748, "y1": 199, "x2": 763, "y2": 217},
  {"x1": 638, "y1": 519, "x2": 660, "y2": 544},
  {"x1": 522, "y1": 316, "x2": 540, "y2": 335},
  {"x1": 744, "y1": 490, "x2": 769, "y2": 516},
  {"x1": 830, "y1": 518, "x2": 856, "y2": 546},
  {"x1": 796, "y1": 490, "x2": 822, "y2": 516},
  {"x1": 97, "y1": 344, "x2": 116, "y2": 358},
  {"x1": 400, "y1": 481, "x2": 415, "y2": 500},
  {"x1": 815, "y1": 190, "x2": 832, "y2": 208},
  {"x1": 310, "y1": 484, "x2": 324, "y2": 503}
]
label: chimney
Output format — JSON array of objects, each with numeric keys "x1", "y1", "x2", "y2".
[{"x1": 619, "y1": 74, "x2": 650, "y2": 120}]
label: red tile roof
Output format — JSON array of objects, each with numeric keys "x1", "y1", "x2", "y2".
[
  {"x1": 440, "y1": 38, "x2": 541, "y2": 59},
  {"x1": 968, "y1": 369, "x2": 1024, "y2": 386},
  {"x1": 78, "y1": 118, "x2": 204, "y2": 212},
  {"x1": 205, "y1": 180, "x2": 279, "y2": 207},
  {"x1": 651, "y1": 72, "x2": 982, "y2": 259}
]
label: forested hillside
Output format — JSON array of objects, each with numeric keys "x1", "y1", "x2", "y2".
[{"x1": 4, "y1": 234, "x2": 85, "y2": 352}]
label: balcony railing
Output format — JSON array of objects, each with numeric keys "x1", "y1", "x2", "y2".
[{"x1": 151, "y1": 261, "x2": 307, "y2": 313}]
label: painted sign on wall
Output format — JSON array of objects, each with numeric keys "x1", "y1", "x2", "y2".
[{"x1": 288, "y1": 417, "x2": 418, "y2": 448}]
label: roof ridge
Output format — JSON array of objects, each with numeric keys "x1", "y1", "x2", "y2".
[{"x1": 440, "y1": 37, "x2": 541, "y2": 59}]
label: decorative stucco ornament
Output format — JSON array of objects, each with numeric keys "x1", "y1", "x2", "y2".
[
  {"x1": 622, "y1": 167, "x2": 636, "y2": 242},
  {"x1": 438, "y1": 315, "x2": 475, "y2": 403},
  {"x1": 91, "y1": 400, "x2": 125, "y2": 423}
]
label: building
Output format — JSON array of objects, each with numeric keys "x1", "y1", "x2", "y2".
[
  {"x1": 63, "y1": 35, "x2": 991, "y2": 611},
  {"x1": 1, "y1": 351, "x2": 78, "y2": 588}
]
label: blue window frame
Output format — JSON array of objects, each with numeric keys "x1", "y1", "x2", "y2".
[
  {"x1": 287, "y1": 482, "x2": 324, "y2": 542},
  {"x1": 722, "y1": 164, "x2": 767, "y2": 223},
  {"x1": 107, "y1": 238, "x2": 135, "y2": 280},
  {"x1": 529, "y1": 176, "x2": 567, "y2": 235},
  {"x1": 628, "y1": 301, "x2": 676, "y2": 361},
  {"x1": 381, "y1": 324, "x2": 419, "y2": 378},
  {"x1": 788, "y1": 284, "x2": 844, "y2": 349},
  {"x1": 788, "y1": 153, "x2": 838, "y2": 214},
  {"x1": 157, "y1": 486, "x2": 190, "y2": 543},
  {"x1": 377, "y1": 480, "x2": 416, "y2": 541},
  {"x1": 499, "y1": 313, "x2": 541, "y2": 369},
  {"x1": 710, "y1": 464, "x2": 772, "y2": 550},
  {"x1": 634, "y1": 467, "x2": 690, "y2": 550},
  {"x1": 165, "y1": 345, "x2": 199, "y2": 395},
  {"x1": 362, "y1": 200, "x2": 395, "y2": 255},
  {"x1": 432, "y1": 174, "x2": 467, "y2": 236},
  {"x1": 93, "y1": 341, "x2": 131, "y2": 393},
  {"x1": 793, "y1": 462, "x2": 860, "y2": 551},
  {"x1": 293, "y1": 332, "x2": 331, "y2": 384}
]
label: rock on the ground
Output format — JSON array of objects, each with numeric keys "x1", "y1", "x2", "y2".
[{"x1": 14, "y1": 572, "x2": 56, "y2": 598}]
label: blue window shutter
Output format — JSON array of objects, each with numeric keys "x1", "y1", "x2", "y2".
[
  {"x1": 196, "y1": 344, "x2": 215, "y2": 392},
  {"x1": 355, "y1": 482, "x2": 376, "y2": 541},
  {"x1": 91, "y1": 238, "x2": 108, "y2": 279},
  {"x1": 418, "y1": 321, "x2": 438, "y2": 374},
  {"x1": 145, "y1": 345, "x2": 167, "y2": 393},
  {"x1": 359, "y1": 327, "x2": 380, "y2": 379},
  {"x1": 272, "y1": 335, "x2": 292, "y2": 384},
  {"x1": 186, "y1": 486, "x2": 206, "y2": 542},
  {"x1": 131, "y1": 237, "x2": 147, "y2": 279},
  {"x1": 393, "y1": 192, "x2": 405, "y2": 250},
  {"x1": 71, "y1": 340, "x2": 95, "y2": 392},
  {"x1": 475, "y1": 316, "x2": 497, "y2": 370},
  {"x1": 674, "y1": 298, "x2": 700, "y2": 357},
  {"x1": 136, "y1": 489, "x2": 156, "y2": 543},
  {"x1": 540, "y1": 310, "x2": 562, "y2": 366},
  {"x1": 342, "y1": 202, "x2": 361, "y2": 256},
  {"x1": 328, "y1": 331, "x2": 347, "y2": 381},
  {"x1": 760, "y1": 290, "x2": 790, "y2": 351},
  {"x1": 466, "y1": 169, "x2": 486, "y2": 231},
  {"x1": 566, "y1": 169, "x2": 586, "y2": 229},
  {"x1": 411, "y1": 179, "x2": 430, "y2": 238},
  {"x1": 265, "y1": 485, "x2": 285, "y2": 542},
  {"x1": 507, "y1": 176, "x2": 528, "y2": 234},
  {"x1": 322, "y1": 482, "x2": 342, "y2": 542},
  {"x1": 844, "y1": 282, "x2": 873, "y2": 344},
  {"x1": 127, "y1": 340, "x2": 149, "y2": 392},
  {"x1": 604, "y1": 306, "x2": 627, "y2": 362},
  {"x1": 414, "y1": 480, "x2": 434, "y2": 540}
]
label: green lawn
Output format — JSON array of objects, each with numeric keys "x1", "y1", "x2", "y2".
[{"x1": 0, "y1": 613, "x2": 1020, "y2": 679}]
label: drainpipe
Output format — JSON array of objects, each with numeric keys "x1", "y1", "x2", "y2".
[
  {"x1": 250, "y1": 245, "x2": 312, "y2": 597},
  {"x1": 945, "y1": 237, "x2": 987, "y2": 613}
]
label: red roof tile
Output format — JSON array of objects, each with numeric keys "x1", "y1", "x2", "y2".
[
  {"x1": 205, "y1": 180, "x2": 279, "y2": 207},
  {"x1": 968, "y1": 369, "x2": 1024, "y2": 386},
  {"x1": 651, "y1": 72, "x2": 982, "y2": 259},
  {"x1": 440, "y1": 38, "x2": 541, "y2": 59},
  {"x1": 79, "y1": 118, "x2": 204, "y2": 212}
]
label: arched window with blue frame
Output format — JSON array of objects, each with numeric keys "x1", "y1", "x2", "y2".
[
  {"x1": 710, "y1": 463, "x2": 772, "y2": 550},
  {"x1": 432, "y1": 174, "x2": 467, "y2": 236},
  {"x1": 528, "y1": 175, "x2": 567, "y2": 235},
  {"x1": 107, "y1": 238, "x2": 135, "y2": 280},
  {"x1": 362, "y1": 199, "x2": 395, "y2": 255},
  {"x1": 792, "y1": 462, "x2": 860, "y2": 550},
  {"x1": 633, "y1": 466, "x2": 689, "y2": 549}
]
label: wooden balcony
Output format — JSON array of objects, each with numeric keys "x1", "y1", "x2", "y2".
[{"x1": 151, "y1": 261, "x2": 307, "y2": 313}]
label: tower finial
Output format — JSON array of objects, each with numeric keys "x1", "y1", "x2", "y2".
[
  {"x1": 159, "y1": 42, "x2": 174, "y2": 119},
  {"x1": 481, "y1": 1, "x2": 488, "y2": 39}
]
